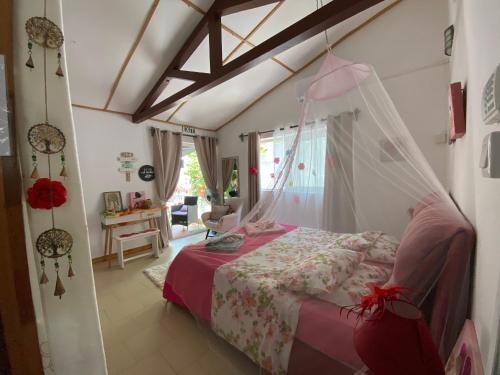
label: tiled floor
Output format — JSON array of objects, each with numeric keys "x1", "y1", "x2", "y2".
[{"x1": 93, "y1": 233, "x2": 260, "y2": 375}]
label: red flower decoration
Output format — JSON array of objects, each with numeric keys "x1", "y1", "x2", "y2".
[
  {"x1": 274, "y1": 157, "x2": 280, "y2": 165},
  {"x1": 341, "y1": 285, "x2": 408, "y2": 321},
  {"x1": 298, "y1": 162, "x2": 305, "y2": 170},
  {"x1": 27, "y1": 178, "x2": 67, "y2": 209},
  {"x1": 249, "y1": 166, "x2": 258, "y2": 175}
]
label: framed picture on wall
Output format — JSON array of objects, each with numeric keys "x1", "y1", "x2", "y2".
[{"x1": 103, "y1": 191, "x2": 123, "y2": 212}]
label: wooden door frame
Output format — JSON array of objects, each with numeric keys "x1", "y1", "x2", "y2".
[{"x1": 0, "y1": 0, "x2": 44, "y2": 373}]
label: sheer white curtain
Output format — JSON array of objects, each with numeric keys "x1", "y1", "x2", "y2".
[
  {"x1": 322, "y1": 112, "x2": 356, "y2": 233},
  {"x1": 262, "y1": 120, "x2": 327, "y2": 228}
]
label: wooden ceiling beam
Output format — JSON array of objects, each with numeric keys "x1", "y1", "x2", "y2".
[
  {"x1": 135, "y1": 0, "x2": 279, "y2": 115},
  {"x1": 223, "y1": 0, "x2": 284, "y2": 65},
  {"x1": 179, "y1": 0, "x2": 294, "y2": 73},
  {"x1": 169, "y1": 70, "x2": 210, "y2": 81},
  {"x1": 104, "y1": 0, "x2": 160, "y2": 110},
  {"x1": 133, "y1": 0, "x2": 383, "y2": 123},
  {"x1": 216, "y1": 0, "x2": 281, "y2": 16},
  {"x1": 216, "y1": 0, "x2": 402, "y2": 131},
  {"x1": 208, "y1": 12, "x2": 223, "y2": 73},
  {"x1": 135, "y1": 19, "x2": 209, "y2": 113}
]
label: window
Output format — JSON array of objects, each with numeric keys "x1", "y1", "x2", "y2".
[
  {"x1": 259, "y1": 122, "x2": 327, "y2": 192},
  {"x1": 259, "y1": 137, "x2": 275, "y2": 189}
]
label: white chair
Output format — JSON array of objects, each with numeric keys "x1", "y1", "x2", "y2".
[
  {"x1": 201, "y1": 197, "x2": 243, "y2": 239},
  {"x1": 114, "y1": 228, "x2": 160, "y2": 269}
]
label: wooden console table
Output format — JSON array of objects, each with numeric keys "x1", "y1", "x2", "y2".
[{"x1": 101, "y1": 208, "x2": 163, "y2": 267}]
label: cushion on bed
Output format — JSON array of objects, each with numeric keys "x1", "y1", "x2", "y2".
[
  {"x1": 387, "y1": 194, "x2": 466, "y2": 291},
  {"x1": 410, "y1": 192, "x2": 441, "y2": 218},
  {"x1": 318, "y1": 263, "x2": 392, "y2": 306},
  {"x1": 278, "y1": 249, "x2": 364, "y2": 295},
  {"x1": 244, "y1": 220, "x2": 285, "y2": 236},
  {"x1": 332, "y1": 233, "x2": 372, "y2": 251},
  {"x1": 362, "y1": 231, "x2": 399, "y2": 264}
]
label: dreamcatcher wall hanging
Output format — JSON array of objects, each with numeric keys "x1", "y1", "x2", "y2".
[
  {"x1": 25, "y1": 0, "x2": 73, "y2": 299},
  {"x1": 25, "y1": 13, "x2": 64, "y2": 77}
]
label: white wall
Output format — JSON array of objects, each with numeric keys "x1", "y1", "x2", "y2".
[
  {"x1": 72, "y1": 107, "x2": 214, "y2": 259},
  {"x1": 447, "y1": 0, "x2": 500, "y2": 373},
  {"x1": 217, "y1": 0, "x2": 450, "y2": 215},
  {"x1": 14, "y1": 1, "x2": 106, "y2": 374}
]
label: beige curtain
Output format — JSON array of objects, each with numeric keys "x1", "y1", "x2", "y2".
[
  {"x1": 222, "y1": 158, "x2": 234, "y2": 193},
  {"x1": 322, "y1": 113, "x2": 355, "y2": 232},
  {"x1": 153, "y1": 129, "x2": 182, "y2": 244},
  {"x1": 248, "y1": 132, "x2": 260, "y2": 210},
  {"x1": 194, "y1": 136, "x2": 218, "y2": 200}
]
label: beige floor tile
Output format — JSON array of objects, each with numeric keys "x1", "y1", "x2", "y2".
[
  {"x1": 100, "y1": 293, "x2": 147, "y2": 322},
  {"x1": 159, "y1": 304, "x2": 203, "y2": 339},
  {"x1": 120, "y1": 352, "x2": 175, "y2": 375},
  {"x1": 122, "y1": 324, "x2": 173, "y2": 362},
  {"x1": 200, "y1": 346, "x2": 260, "y2": 375},
  {"x1": 93, "y1": 233, "x2": 256, "y2": 375},
  {"x1": 158, "y1": 328, "x2": 210, "y2": 372},
  {"x1": 104, "y1": 342, "x2": 137, "y2": 374},
  {"x1": 178, "y1": 361, "x2": 211, "y2": 375}
]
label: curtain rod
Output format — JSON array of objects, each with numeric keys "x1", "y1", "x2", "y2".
[
  {"x1": 238, "y1": 118, "x2": 326, "y2": 142},
  {"x1": 149, "y1": 127, "x2": 212, "y2": 138},
  {"x1": 238, "y1": 109, "x2": 359, "y2": 142}
]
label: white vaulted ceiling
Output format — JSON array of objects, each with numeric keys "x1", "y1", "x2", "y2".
[{"x1": 63, "y1": 0, "x2": 396, "y2": 130}]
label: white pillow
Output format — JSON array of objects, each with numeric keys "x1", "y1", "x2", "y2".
[
  {"x1": 333, "y1": 233, "x2": 372, "y2": 251},
  {"x1": 278, "y1": 249, "x2": 363, "y2": 295},
  {"x1": 318, "y1": 263, "x2": 392, "y2": 306},
  {"x1": 362, "y1": 231, "x2": 400, "y2": 264}
]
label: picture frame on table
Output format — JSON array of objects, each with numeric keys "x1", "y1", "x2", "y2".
[
  {"x1": 129, "y1": 191, "x2": 145, "y2": 209},
  {"x1": 103, "y1": 191, "x2": 123, "y2": 212}
]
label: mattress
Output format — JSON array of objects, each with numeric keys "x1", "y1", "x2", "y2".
[{"x1": 163, "y1": 225, "x2": 390, "y2": 371}]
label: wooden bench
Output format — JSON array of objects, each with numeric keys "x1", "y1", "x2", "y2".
[{"x1": 114, "y1": 228, "x2": 160, "y2": 269}]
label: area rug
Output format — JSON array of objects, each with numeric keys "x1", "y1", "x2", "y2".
[{"x1": 143, "y1": 261, "x2": 171, "y2": 289}]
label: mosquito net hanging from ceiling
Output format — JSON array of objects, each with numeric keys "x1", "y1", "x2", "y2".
[{"x1": 164, "y1": 54, "x2": 474, "y2": 375}]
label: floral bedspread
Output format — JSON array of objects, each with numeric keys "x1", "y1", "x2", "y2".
[{"x1": 211, "y1": 227, "x2": 380, "y2": 374}]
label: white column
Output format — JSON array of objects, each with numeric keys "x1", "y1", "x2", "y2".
[{"x1": 13, "y1": 1, "x2": 107, "y2": 374}]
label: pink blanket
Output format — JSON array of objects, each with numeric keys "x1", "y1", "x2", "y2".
[
  {"x1": 164, "y1": 225, "x2": 296, "y2": 322},
  {"x1": 163, "y1": 225, "x2": 364, "y2": 370}
]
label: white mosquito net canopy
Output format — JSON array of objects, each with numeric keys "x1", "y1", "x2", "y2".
[
  {"x1": 246, "y1": 54, "x2": 449, "y2": 236},
  {"x1": 166, "y1": 54, "x2": 473, "y2": 375}
]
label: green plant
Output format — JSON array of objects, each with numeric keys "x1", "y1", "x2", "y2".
[{"x1": 184, "y1": 151, "x2": 206, "y2": 197}]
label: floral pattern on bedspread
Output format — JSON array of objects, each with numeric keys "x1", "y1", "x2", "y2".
[
  {"x1": 211, "y1": 227, "x2": 365, "y2": 374},
  {"x1": 318, "y1": 263, "x2": 392, "y2": 307},
  {"x1": 362, "y1": 231, "x2": 400, "y2": 264}
]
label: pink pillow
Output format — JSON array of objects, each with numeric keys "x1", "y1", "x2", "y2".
[
  {"x1": 278, "y1": 249, "x2": 363, "y2": 295},
  {"x1": 388, "y1": 196, "x2": 467, "y2": 292},
  {"x1": 410, "y1": 192, "x2": 442, "y2": 218}
]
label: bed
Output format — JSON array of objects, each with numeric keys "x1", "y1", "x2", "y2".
[{"x1": 163, "y1": 196, "x2": 475, "y2": 374}]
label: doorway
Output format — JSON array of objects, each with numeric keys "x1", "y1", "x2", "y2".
[{"x1": 168, "y1": 139, "x2": 210, "y2": 239}]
